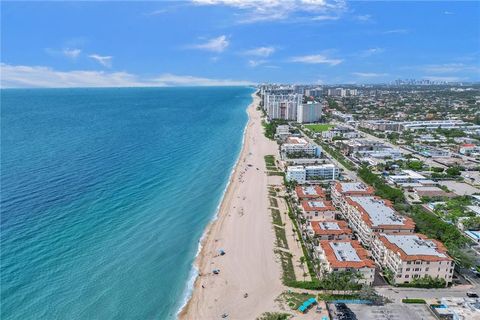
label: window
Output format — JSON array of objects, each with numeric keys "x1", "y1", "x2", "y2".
[{"x1": 405, "y1": 275, "x2": 409, "y2": 278}]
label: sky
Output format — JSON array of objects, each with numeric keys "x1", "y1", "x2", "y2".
[{"x1": 1, "y1": 0, "x2": 479, "y2": 87}]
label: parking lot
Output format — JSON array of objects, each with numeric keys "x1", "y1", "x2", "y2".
[{"x1": 347, "y1": 303, "x2": 435, "y2": 320}]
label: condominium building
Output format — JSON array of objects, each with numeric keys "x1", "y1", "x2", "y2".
[
  {"x1": 300, "y1": 200, "x2": 338, "y2": 221},
  {"x1": 331, "y1": 182, "x2": 375, "y2": 212},
  {"x1": 275, "y1": 125, "x2": 290, "y2": 140},
  {"x1": 387, "y1": 170, "x2": 436, "y2": 187},
  {"x1": 359, "y1": 120, "x2": 402, "y2": 132},
  {"x1": 371, "y1": 233, "x2": 454, "y2": 286},
  {"x1": 327, "y1": 88, "x2": 358, "y2": 97},
  {"x1": 400, "y1": 120, "x2": 479, "y2": 131},
  {"x1": 286, "y1": 164, "x2": 340, "y2": 184},
  {"x1": 295, "y1": 185, "x2": 326, "y2": 200},
  {"x1": 281, "y1": 137, "x2": 320, "y2": 157},
  {"x1": 306, "y1": 220, "x2": 353, "y2": 240},
  {"x1": 315, "y1": 240, "x2": 375, "y2": 285},
  {"x1": 297, "y1": 102, "x2": 322, "y2": 123},
  {"x1": 343, "y1": 196, "x2": 415, "y2": 246},
  {"x1": 264, "y1": 94, "x2": 301, "y2": 120}
]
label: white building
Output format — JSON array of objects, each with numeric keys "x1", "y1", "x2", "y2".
[
  {"x1": 315, "y1": 240, "x2": 375, "y2": 285},
  {"x1": 286, "y1": 164, "x2": 339, "y2": 183},
  {"x1": 343, "y1": 196, "x2": 416, "y2": 246},
  {"x1": 264, "y1": 94, "x2": 301, "y2": 120},
  {"x1": 327, "y1": 88, "x2": 357, "y2": 97},
  {"x1": 371, "y1": 233, "x2": 454, "y2": 286},
  {"x1": 300, "y1": 200, "x2": 338, "y2": 221},
  {"x1": 401, "y1": 120, "x2": 480, "y2": 131},
  {"x1": 331, "y1": 182, "x2": 375, "y2": 212},
  {"x1": 387, "y1": 170, "x2": 433, "y2": 187},
  {"x1": 297, "y1": 102, "x2": 322, "y2": 123},
  {"x1": 275, "y1": 125, "x2": 290, "y2": 140},
  {"x1": 306, "y1": 220, "x2": 353, "y2": 241},
  {"x1": 281, "y1": 137, "x2": 320, "y2": 157}
]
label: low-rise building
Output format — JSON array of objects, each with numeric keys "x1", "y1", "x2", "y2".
[
  {"x1": 295, "y1": 185, "x2": 326, "y2": 200},
  {"x1": 344, "y1": 196, "x2": 415, "y2": 246},
  {"x1": 275, "y1": 125, "x2": 290, "y2": 140},
  {"x1": 371, "y1": 233, "x2": 454, "y2": 286},
  {"x1": 387, "y1": 170, "x2": 435, "y2": 187},
  {"x1": 300, "y1": 200, "x2": 338, "y2": 221},
  {"x1": 307, "y1": 220, "x2": 353, "y2": 240},
  {"x1": 459, "y1": 143, "x2": 480, "y2": 156},
  {"x1": 286, "y1": 164, "x2": 340, "y2": 184},
  {"x1": 359, "y1": 120, "x2": 402, "y2": 132},
  {"x1": 281, "y1": 137, "x2": 320, "y2": 158},
  {"x1": 315, "y1": 240, "x2": 375, "y2": 285},
  {"x1": 331, "y1": 182, "x2": 375, "y2": 212}
]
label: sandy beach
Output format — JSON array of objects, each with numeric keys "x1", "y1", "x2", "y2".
[{"x1": 179, "y1": 92, "x2": 284, "y2": 319}]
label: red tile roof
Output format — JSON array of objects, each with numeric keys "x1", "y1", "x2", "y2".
[
  {"x1": 376, "y1": 233, "x2": 452, "y2": 262},
  {"x1": 295, "y1": 185, "x2": 326, "y2": 199},
  {"x1": 302, "y1": 200, "x2": 336, "y2": 212},
  {"x1": 334, "y1": 182, "x2": 375, "y2": 196},
  {"x1": 319, "y1": 240, "x2": 375, "y2": 268},
  {"x1": 345, "y1": 196, "x2": 416, "y2": 231},
  {"x1": 310, "y1": 220, "x2": 352, "y2": 236}
]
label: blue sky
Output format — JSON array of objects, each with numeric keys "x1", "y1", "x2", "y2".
[{"x1": 1, "y1": 1, "x2": 479, "y2": 87}]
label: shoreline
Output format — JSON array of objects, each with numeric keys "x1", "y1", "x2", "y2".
[
  {"x1": 179, "y1": 91, "x2": 284, "y2": 319},
  {"x1": 175, "y1": 90, "x2": 253, "y2": 317}
]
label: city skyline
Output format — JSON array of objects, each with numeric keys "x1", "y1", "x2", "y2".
[{"x1": 1, "y1": 0, "x2": 479, "y2": 88}]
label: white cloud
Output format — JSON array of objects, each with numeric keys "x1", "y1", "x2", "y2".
[
  {"x1": 62, "y1": 48, "x2": 81, "y2": 59},
  {"x1": 312, "y1": 15, "x2": 339, "y2": 21},
  {"x1": 444, "y1": 11, "x2": 454, "y2": 15},
  {"x1": 0, "y1": 63, "x2": 254, "y2": 88},
  {"x1": 145, "y1": 9, "x2": 168, "y2": 16},
  {"x1": 190, "y1": 35, "x2": 229, "y2": 52},
  {"x1": 352, "y1": 72, "x2": 388, "y2": 78},
  {"x1": 359, "y1": 47, "x2": 385, "y2": 57},
  {"x1": 421, "y1": 63, "x2": 480, "y2": 73},
  {"x1": 88, "y1": 54, "x2": 113, "y2": 67},
  {"x1": 248, "y1": 59, "x2": 267, "y2": 67},
  {"x1": 243, "y1": 46, "x2": 275, "y2": 57},
  {"x1": 290, "y1": 54, "x2": 342, "y2": 66},
  {"x1": 355, "y1": 14, "x2": 372, "y2": 22},
  {"x1": 382, "y1": 29, "x2": 408, "y2": 34},
  {"x1": 152, "y1": 73, "x2": 253, "y2": 86},
  {"x1": 192, "y1": 0, "x2": 347, "y2": 23},
  {"x1": 45, "y1": 47, "x2": 82, "y2": 59}
]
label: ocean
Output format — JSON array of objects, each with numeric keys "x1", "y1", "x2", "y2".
[{"x1": 0, "y1": 87, "x2": 252, "y2": 319}]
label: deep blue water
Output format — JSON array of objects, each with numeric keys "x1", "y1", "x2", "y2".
[{"x1": 0, "y1": 87, "x2": 252, "y2": 319}]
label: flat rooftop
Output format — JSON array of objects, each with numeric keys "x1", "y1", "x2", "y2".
[
  {"x1": 285, "y1": 137, "x2": 308, "y2": 144},
  {"x1": 319, "y1": 240, "x2": 375, "y2": 268},
  {"x1": 296, "y1": 186, "x2": 325, "y2": 199},
  {"x1": 465, "y1": 230, "x2": 480, "y2": 240},
  {"x1": 330, "y1": 241, "x2": 361, "y2": 262},
  {"x1": 310, "y1": 220, "x2": 351, "y2": 235},
  {"x1": 348, "y1": 196, "x2": 412, "y2": 228},
  {"x1": 382, "y1": 234, "x2": 448, "y2": 258},
  {"x1": 302, "y1": 200, "x2": 335, "y2": 212},
  {"x1": 335, "y1": 182, "x2": 375, "y2": 195}
]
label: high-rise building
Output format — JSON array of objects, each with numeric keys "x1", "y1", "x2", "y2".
[
  {"x1": 263, "y1": 94, "x2": 301, "y2": 120},
  {"x1": 297, "y1": 102, "x2": 322, "y2": 123}
]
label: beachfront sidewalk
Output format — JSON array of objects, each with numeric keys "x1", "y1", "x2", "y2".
[{"x1": 270, "y1": 186, "x2": 312, "y2": 282}]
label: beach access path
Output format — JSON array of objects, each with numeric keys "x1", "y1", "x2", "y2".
[{"x1": 180, "y1": 93, "x2": 285, "y2": 319}]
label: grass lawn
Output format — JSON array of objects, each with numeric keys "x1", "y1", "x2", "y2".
[{"x1": 304, "y1": 124, "x2": 333, "y2": 132}]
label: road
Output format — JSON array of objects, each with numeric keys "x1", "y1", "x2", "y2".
[{"x1": 296, "y1": 126, "x2": 359, "y2": 181}]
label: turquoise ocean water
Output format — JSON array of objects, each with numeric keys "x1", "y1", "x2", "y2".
[{"x1": 1, "y1": 87, "x2": 252, "y2": 319}]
